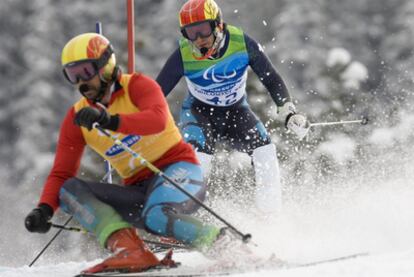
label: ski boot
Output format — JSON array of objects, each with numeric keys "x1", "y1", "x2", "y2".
[{"x1": 82, "y1": 228, "x2": 176, "y2": 274}]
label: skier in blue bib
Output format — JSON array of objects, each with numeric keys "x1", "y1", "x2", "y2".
[{"x1": 156, "y1": 0, "x2": 309, "y2": 213}]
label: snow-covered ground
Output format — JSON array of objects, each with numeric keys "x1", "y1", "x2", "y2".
[
  {"x1": 4, "y1": 112, "x2": 414, "y2": 277},
  {"x1": 3, "y1": 169, "x2": 414, "y2": 277},
  {"x1": 1, "y1": 249, "x2": 414, "y2": 277}
]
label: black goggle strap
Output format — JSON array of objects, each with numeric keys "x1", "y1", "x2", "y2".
[
  {"x1": 94, "y1": 46, "x2": 116, "y2": 103},
  {"x1": 62, "y1": 68, "x2": 72, "y2": 83},
  {"x1": 96, "y1": 44, "x2": 114, "y2": 69}
]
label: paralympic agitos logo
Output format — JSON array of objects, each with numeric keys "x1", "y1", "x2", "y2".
[
  {"x1": 105, "y1": 135, "x2": 141, "y2": 156},
  {"x1": 203, "y1": 64, "x2": 237, "y2": 83}
]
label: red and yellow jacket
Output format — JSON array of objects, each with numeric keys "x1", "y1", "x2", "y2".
[{"x1": 39, "y1": 73, "x2": 198, "y2": 211}]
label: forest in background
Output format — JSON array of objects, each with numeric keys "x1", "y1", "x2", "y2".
[{"x1": 1, "y1": 0, "x2": 414, "y2": 266}]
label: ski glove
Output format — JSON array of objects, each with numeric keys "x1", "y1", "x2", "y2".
[
  {"x1": 278, "y1": 102, "x2": 310, "y2": 140},
  {"x1": 74, "y1": 107, "x2": 119, "y2": 131},
  {"x1": 286, "y1": 113, "x2": 310, "y2": 140},
  {"x1": 25, "y1": 204, "x2": 54, "y2": 233}
]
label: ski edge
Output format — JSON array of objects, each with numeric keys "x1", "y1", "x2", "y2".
[
  {"x1": 75, "y1": 272, "x2": 229, "y2": 277},
  {"x1": 287, "y1": 252, "x2": 369, "y2": 269},
  {"x1": 75, "y1": 252, "x2": 369, "y2": 277}
]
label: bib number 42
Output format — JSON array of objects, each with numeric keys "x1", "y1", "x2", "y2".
[{"x1": 206, "y1": 92, "x2": 238, "y2": 106}]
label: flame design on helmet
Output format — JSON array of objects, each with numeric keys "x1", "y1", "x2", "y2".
[
  {"x1": 179, "y1": 0, "x2": 222, "y2": 27},
  {"x1": 86, "y1": 36, "x2": 108, "y2": 59}
]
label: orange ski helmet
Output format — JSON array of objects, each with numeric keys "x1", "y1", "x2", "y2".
[
  {"x1": 179, "y1": 0, "x2": 224, "y2": 59},
  {"x1": 179, "y1": 0, "x2": 223, "y2": 29}
]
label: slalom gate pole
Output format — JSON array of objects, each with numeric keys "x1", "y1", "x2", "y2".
[
  {"x1": 310, "y1": 117, "x2": 369, "y2": 127},
  {"x1": 127, "y1": 0, "x2": 135, "y2": 73},
  {"x1": 93, "y1": 123, "x2": 252, "y2": 243},
  {"x1": 96, "y1": 21, "x2": 114, "y2": 184},
  {"x1": 50, "y1": 223, "x2": 190, "y2": 250}
]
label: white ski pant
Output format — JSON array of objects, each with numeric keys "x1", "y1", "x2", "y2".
[{"x1": 196, "y1": 143, "x2": 282, "y2": 214}]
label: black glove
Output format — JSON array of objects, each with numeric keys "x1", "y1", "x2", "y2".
[
  {"x1": 25, "y1": 204, "x2": 54, "y2": 233},
  {"x1": 74, "y1": 107, "x2": 119, "y2": 131}
]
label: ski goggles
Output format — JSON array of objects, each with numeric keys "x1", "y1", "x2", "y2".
[
  {"x1": 181, "y1": 21, "x2": 215, "y2": 41},
  {"x1": 63, "y1": 61, "x2": 98, "y2": 84},
  {"x1": 62, "y1": 45, "x2": 113, "y2": 84}
]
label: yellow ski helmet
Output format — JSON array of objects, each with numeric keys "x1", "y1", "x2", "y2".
[{"x1": 61, "y1": 33, "x2": 117, "y2": 84}]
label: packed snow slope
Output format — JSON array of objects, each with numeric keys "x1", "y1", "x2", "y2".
[{"x1": 2, "y1": 157, "x2": 414, "y2": 277}]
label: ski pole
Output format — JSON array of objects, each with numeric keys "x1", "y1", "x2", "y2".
[
  {"x1": 310, "y1": 117, "x2": 369, "y2": 127},
  {"x1": 93, "y1": 123, "x2": 252, "y2": 243},
  {"x1": 28, "y1": 145, "x2": 114, "y2": 267},
  {"x1": 51, "y1": 223, "x2": 86, "y2": 233},
  {"x1": 28, "y1": 216, "x2": 73, "y2": 267},
  {"x1": 51, "y1": 224, "x2": 190, "y2": 250}
]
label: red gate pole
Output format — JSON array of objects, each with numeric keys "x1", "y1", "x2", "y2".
[{"x1": 127, "y1": 0, "x2": 135, "y2": 73}]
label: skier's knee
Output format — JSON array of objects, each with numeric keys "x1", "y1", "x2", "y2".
[
  {"x1": 59, "y1": 177, "x2": 91, "y2": 208},
  {"x1": 142, "y1": 204, "x2": 169, "y2": 235},
  {"x1": 61, "y1": 177, "x2": 85, "y2": 194},
  {"x1": 59, "y1": 178, "x2": 82, "y2": 214},
  {"x1": 181, "y1": 125, "x2": 209, "y2": 152}
]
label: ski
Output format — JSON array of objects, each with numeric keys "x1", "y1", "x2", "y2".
[
  {"x1": 75, "y1": 252, "x2": 369, "y2": 277},
  {"x1": 76, "y1": 271, "x2": 229, "y2": 277},
  {"x1": 287, "y1": 252, "x2": 369, "y2": 268},
  {"x1": 74, "y1": 265, "x2": 230, "y2": 277}
]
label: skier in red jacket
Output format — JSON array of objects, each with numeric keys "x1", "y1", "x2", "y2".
[{"x1": 24, "y1": 32, "x2": 239, "y2": 274}]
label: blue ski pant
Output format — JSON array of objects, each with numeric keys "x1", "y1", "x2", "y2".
[
  {"x1": 59, "y1": 161, "x2": 219, "y2": 248},
  {"x1": 180, "y1": 95, "x2": 271, "y2": 155}
]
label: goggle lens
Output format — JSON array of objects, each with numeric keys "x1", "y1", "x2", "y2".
[
  {"x1": 63, "y1": 62, "x2": 97, "y2": 84},
  {"x1": 183, "y1": 21, "x2": 214, "y2": 41}
]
